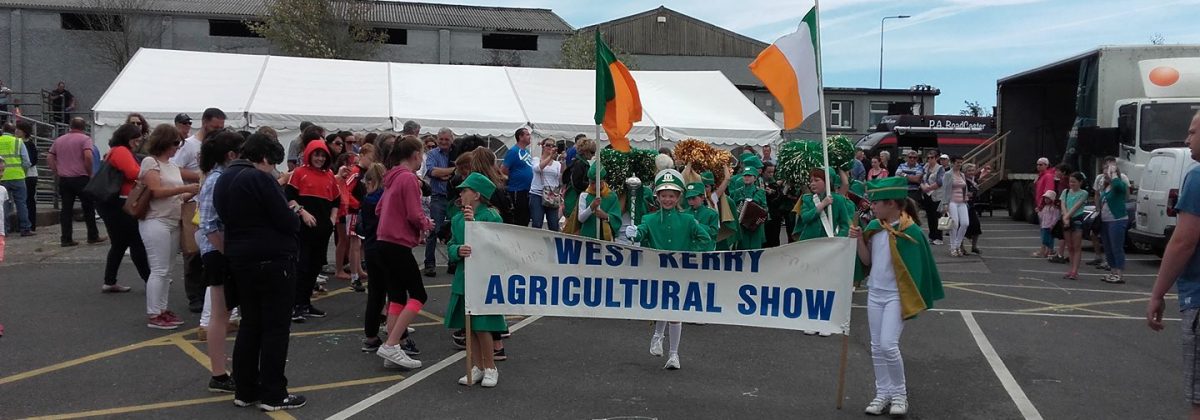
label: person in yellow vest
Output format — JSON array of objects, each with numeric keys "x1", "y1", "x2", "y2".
[
  {"x1": 624, "y1": 169, "x2": 712, "y2": 370},
  {"x1": 848, "y1": 177, "x2": 944, "y2": 417},
  {"x1": 445, "y1": 172, "x2": 507, "y2": 388},
  {"x1": 0, "y1": 123, "x2": 34, "y2": 236}
]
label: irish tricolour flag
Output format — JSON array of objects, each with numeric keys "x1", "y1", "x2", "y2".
[{"x1": 749, "y1": 6, "x2": 821, "y2": 130}]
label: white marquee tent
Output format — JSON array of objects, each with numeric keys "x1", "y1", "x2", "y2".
[{"x1": 93, "y1": 49, "x2": 781, "y2": 148}]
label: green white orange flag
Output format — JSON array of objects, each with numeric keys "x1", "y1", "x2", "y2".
[
  {"x1": 749, "y1": 6, "x2": 821, "y2": 130},
  {"x1": 594, "y1": 31, "x2": 642, "y2": 152}
]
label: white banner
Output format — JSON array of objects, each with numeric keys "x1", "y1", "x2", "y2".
[{"x1": 464, "y1": 223, "x2": 856, "y2": 334}]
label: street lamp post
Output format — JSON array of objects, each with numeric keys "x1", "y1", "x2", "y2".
[{"x1": 879, "y1": 15, "x2": 911, "y2": 89}]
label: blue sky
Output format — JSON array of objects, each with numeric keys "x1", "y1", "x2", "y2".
[{"x1": 429, "y1": 0, "x2": 1200, "y2": 114}]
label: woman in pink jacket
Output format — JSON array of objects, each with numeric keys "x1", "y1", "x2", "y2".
[{"x1": 373, "y1": 135, "x2": 434, "y2": 370}]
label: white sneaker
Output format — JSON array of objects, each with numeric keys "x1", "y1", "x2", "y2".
[
  {"x1": 481, "y1": 368, "x2": 499, "y2": 388},
  {"x1": 818, "y1": 332, "x2": 833, "y2": 337},
  {"x1": 649, "y1": 334, "x2": 664, "y2": 357},
  {"x1": 803, "y1": 330, "x2": 818, "y2": 335},
  {"x1": 932, "y1": 239, "x2": 944, "y2": 245},
  {"x1": 864, "y1": 396, "x2": 890, "y2": 415},
  {"x1": 458, "y1": 366, "x2": 483, "y2": 385},
  {"x1": 664, "y1": 354, "x2": 680, "y2": 370},
  {"x1": 407, "y1": 326, "x2": 416, "y2": 334},
  {"x1": 889, "y1": 395, "x2": 908, "y2": 416},
  {"x1": 376, "y1": 344, "x2": 421, "y2": 369},
  {"x1": 383, "y1": 359, "x2": 399, "y2": 369}
]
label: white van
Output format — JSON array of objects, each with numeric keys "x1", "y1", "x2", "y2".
[{"x1": 1130, "y1": 148, "x2": 1199, "y2": 256}]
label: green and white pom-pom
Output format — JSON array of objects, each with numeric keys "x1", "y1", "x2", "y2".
[{"x1": 599, "y1": 148, "x2": 657, "y2": 187}]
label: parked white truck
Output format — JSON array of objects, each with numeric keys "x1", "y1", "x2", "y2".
[{"x1": 989, "y1": 45, "x2": 1200, "y2": 223}]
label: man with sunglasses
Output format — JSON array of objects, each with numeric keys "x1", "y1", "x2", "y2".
[
  {"x1": 175, "y1": 114, "x2": 192, "y2": 140},
  {"x1": 895, "y1": 149, "x2": 926, "y2": 202}
]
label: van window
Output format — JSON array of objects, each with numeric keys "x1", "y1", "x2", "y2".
[{"x1": 1140, "y1": 102, "x2": 1199, "y2": 151}]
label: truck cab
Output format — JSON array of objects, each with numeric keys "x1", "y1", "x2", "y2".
[{"x1": 1112, "y1": 98, "x2": 1199, "y2": 188}]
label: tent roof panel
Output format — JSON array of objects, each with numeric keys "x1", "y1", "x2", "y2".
[
  {"x1": 248, "y1": 56, "x2": 392, "y2": 131},
  {"x1": 390, "y1": 63, "x2": 528, "y2": 137},
  {"x1": 505, "y1": 67, "x2": 657, "y2": 142},
  {"x1": 92, "y1": 49, "x2": 262, "y2": 125},
  {"x1": 631, "y1": 70, "x2": 780, "y2": 146}
]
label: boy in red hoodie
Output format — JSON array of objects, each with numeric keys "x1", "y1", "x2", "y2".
[{"x1": 287, "y1": 141, "x2": 340, "y2": 322}]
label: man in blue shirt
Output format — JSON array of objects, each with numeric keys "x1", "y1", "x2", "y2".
[
  {"x1": 502, "y1": 127, "x2": 534, "y2": 227},
  {"x1": 894, "y1": 149, "x2": 925, "y2": 201},
  {"x1": 422, "y1": 128, "x2": 455, "y2": 277},
  {"x1": 1148, "y1": 111, "x2": 1200, "y2": 417}
]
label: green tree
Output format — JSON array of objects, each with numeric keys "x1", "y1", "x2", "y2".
[
  {"x1": 249, "y1": 0, "x2": 387, "y2": 60},
  {"x1": 960, "y1": 100, "x2": 991, "y2": 117},
  {"x1": 559, "y1": 31, "x2": 637, "y2": 70}
]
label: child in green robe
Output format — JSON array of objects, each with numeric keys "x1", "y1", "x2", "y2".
[
  {"x1": 573, "y1": 162, "x2": 622, "y2": 240},
  {"x1": 445, "y1": 172, "x2": 508, "y2": 388},
  {"x1": 849, "y1": 177, "x2": 944, "y2": 417},
  {"x1": 730, "y1": 166, "x2": 767, "y2": 250},
  {"x1": 683, "y1": 182, "x2": 719, "y2": 251},
  {"x1": 624, "y1": 169, "x2": 713, "y2": 370}
]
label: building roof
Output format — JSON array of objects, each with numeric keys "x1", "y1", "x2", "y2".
[
  {"x1": 579, "y1": 6, "x2": 769, "y2": 58},
  {"x1": 0, "y1": 0, "x2": 574, "y2": 33},
  {"x1": 825, "y1": 86, "x2": 941, "y2": 96}
]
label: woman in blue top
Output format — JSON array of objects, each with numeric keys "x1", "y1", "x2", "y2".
[
  {"x1": 1099, "y1": 165, "x2": 1130, "y2": 284},
  {"x1": 1059, "y1": 172, "x2": 1089, "y2": 280}
]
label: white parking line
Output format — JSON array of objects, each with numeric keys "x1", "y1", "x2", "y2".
[
  {"x1": 327, "y1": 316, "x2": 543, "y2": 420},
  {"x1": 961, "y1": 311, "x2": 1044, "y2": 420},
  {"x1": 1019, "y1": 269, "x2": 1156, "y2": 278}
]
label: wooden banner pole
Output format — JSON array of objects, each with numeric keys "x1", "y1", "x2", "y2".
[
  {"x1": 465, "y1": 312, "x2": 474, "y2": 386},
  {"x1": 835, "y1": 332, "x2": 849, "y2": 409}
]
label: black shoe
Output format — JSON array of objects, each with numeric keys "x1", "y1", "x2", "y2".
[
  {"x1": 291, "y1": 307, "x2": 306, "y2": 323},
  {"x1": 423, "y1": 267, "x2": 436, "y2": 277},
  {"x1": 971, "y1": 247, "x2": 981, "y2": 254},
  {"x1": 61, "y1": 241, "x2": 80, "y2": 247},
  {"x1": 320, "y1": 264, "x2": 335, "y2": 275},
  {"x1": 20, "y1": 231, "x2": 35, "y2": 237},
  {"x1": 188, "y1": 305, "x2": 203, "y2": 314},
  {"x1": 208, "y1": 374, "x2": 236, "y2": 393},
  {"x1": 351, "y1": 279, "x2": 366, "y2": 292},
  {"x1": 493, "y1": 348, "x2": 507, "y2": 361},
  {"x1": 401, "y1": 338, "x2": 421, "y2": 356},
  {"x1": 259, "y1": 394, "x2": 306, "y2": 411},
  {"x1": 234, "y1": 398, "x2": 258, "y2": 407},
  {"x1": 361, "y1": 337, "x2": 383, "y2": 352},
  {"x1": 303, "y1": 305, "x2": 326, "y2": 318},
  {"x1": 451, "y1": 330, "x2": 466, "y2": 349}
]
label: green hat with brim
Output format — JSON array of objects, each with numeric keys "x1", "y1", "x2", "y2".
[
  {"x1": 741, "y1": 166, "x2": 759, "y2": 179},
  {"x1": 866, "y1": 177, "x2": 908, "y2": 201},
  {"x1": 587, "y1": 162, "x2": 606, "y2": 181},
  {"x1": 700, "y1": 171, "x2": 715, "y2": 186},
  {"x1": 685, "y1": 182, "x2": 706, "y2": 199},
  {"x1": 459, "y1": 172, "x2": 497, "y2": 200},
  {"x1": 849, "y1": 179, "x2": 866, "y2": 197},
  {"x1": 740, "y1": 152, "x2": 764, "y2": 170},
  {"x1": 654, "y1": 169, "x2": 685, "y2": 193}
]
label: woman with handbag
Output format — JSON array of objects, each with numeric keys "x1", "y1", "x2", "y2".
[
  {"x1": 97, "y1": 124, "x2": 152, "y2": 293},
  {"x1": 529, "y1": 137, "x2": 563, "y2": 231},
  {"x1": 138, "y1": 124, "x2": 199, "y2": 330},
  {"x1": 940, "y1": 156, "x2": 970, "y2": 257}
]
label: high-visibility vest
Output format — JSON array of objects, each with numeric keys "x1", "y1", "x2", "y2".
[{"x1": 0, "y1": 133, "x2": 28, "y2": 181}]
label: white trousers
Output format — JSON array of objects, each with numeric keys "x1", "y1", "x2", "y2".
[
  {"x1": 139, "y1": 217, "x2": 179, "y2": 316},
  {"x1": 868, "y1": 287, "x2": 906, "y2": 398},
  {"x1": 947, "y1": 201, "x2": 970, "y2": 250}
]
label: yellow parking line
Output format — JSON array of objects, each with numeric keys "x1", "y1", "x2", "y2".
[
  {"x1": 169, "y1": 336, "x2": 213, "y2": 371},
  {"x1": 0, "y1": 329, "x2": 192, "y2": 386},
  {"x1": 1016, "y1": 297, "x2": 1156, "y2": 313},
  {"x1": 419, "y1": 310, "x2": 444, "y2": 323},
  {"x1": 146, "y1": 321, "x2": 448, "y2": 347},
  {"x1": 23, "y1": 374, "x2": 405, "y2": 419},
  {"x1": 945, "y1": 285, "x2": 1125, "y2": 317}
]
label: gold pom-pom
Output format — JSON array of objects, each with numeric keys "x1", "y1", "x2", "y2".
[{"x1": 674, "y1": 139, "x2": 734, "y2": 185}]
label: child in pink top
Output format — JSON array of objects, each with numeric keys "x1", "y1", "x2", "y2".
[
  {"x1": 1037, "y1": 190, "x2": 1060, "y2": 259},
  {"x1": 374, "y1": 136, "x2": 434, "y2": 370}
]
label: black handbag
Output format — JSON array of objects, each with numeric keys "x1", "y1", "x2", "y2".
[{"x1": 82, "y1": 161, "x2": 124, "y2": 204}]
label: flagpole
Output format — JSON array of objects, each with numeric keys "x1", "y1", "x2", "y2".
[
  {"x1": 809, "y1": 0, "x2": 849, "y2": 411},
  {"x1": 595, "y1": 125, "x2": 602, "y2": 239},
  {"x1": 812, "y1": 0, "x2": 834, "y2": 238}
]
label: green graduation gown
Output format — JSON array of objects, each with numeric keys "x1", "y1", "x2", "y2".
[
  {"x1": 729, "y1": 183, "x2": 767, "y2": 250},
  {"x1": 862, "y1": 217, "x2": 945, "y2": 319},
  {"x1": 794, "y1": 192, "x2": 852, "y2": 240},
  {"x1": 445, "y1": 203, "x2": 508, "y2": 331},
  {"x1": 631, "y1": 207, "x2": 713, "y2": 253},
  {"x1": 579, "y1": 190, "x2": 623, "y2": 240},
  {"x1": 684, "y1": 204, "x2": 720, "y2": 252}
]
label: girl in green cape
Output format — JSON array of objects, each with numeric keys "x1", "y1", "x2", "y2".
[
  {"x1": 445, "y1": 172, "x2": 508, "y2": 388},
  {"x1": 848, "y1": 177, "x2": 944, "y2": 417},
  {"x1": 571, "y1": 162, "x2": 622, "y2": 240},
  {"x1": 624, "y1": 169, "x2": 713, "y2": 370}
]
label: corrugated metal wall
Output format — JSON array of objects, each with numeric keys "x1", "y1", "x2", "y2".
[{"x1": 596, "y1": 11, "x2": 765, "y2": 57}]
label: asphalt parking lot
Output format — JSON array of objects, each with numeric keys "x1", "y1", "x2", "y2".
[{"x1": 0, "y1": 211, "x2": 1184, "y2": 419}]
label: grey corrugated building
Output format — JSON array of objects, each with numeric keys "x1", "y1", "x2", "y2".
[
  {"x1": 0, "y1": 0, "x2": 573, "y2": 121},
  {"x1": 582, "y1": 6, "x2": 939, "y2": 140}
]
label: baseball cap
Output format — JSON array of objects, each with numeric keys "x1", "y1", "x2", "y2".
[
  {"x1": 1042, "y1": 190, "x2": 1057, "y2": 200},
  {"x1": 174, "y1": 113, "x2": 192, "y2": 124},
  {"x1": 1036, "y1": 157, "x2": 1050, "y2": 165}
]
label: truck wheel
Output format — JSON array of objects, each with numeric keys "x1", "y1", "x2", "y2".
[{"x1": 1008, "y1": 182, "x2": 1025, "y2": 221}]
